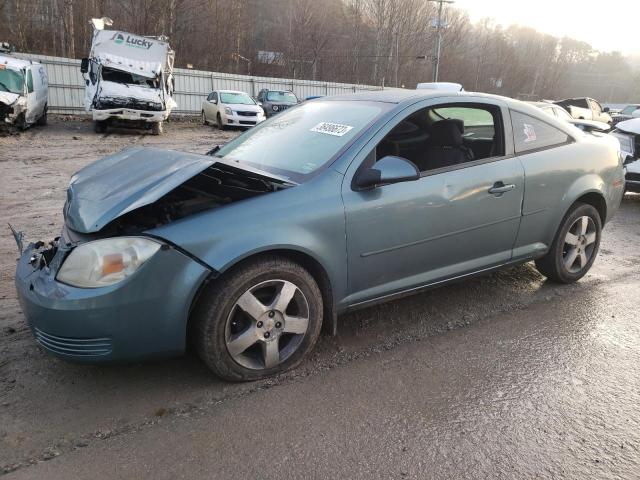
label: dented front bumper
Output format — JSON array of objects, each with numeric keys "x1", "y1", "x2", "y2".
[
  {"x1": 92, "y1": 107, "x2": 169, "y2": 123},
  {"x1": 14, "y1": 235, "x2": 210, "y2": 363},
  {"x1": 0, "y1": 99, "x2": 25, "y2": 125}
]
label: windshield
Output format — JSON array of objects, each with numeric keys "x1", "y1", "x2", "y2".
[
  {"x1": 621, "y1": 105, "x2": 639, "y2": 115},
  {"x1": 101, "y1": 67, "x2": 159, "y2": 88},
  {"x1": 266, "y1": 91, "x2": 298, "y2": 103},
  {"x1": 220, "y1": 92, "x2": 255, "y2": 105},
  {"x1": 215, "y1": 101, "x2": 387, "y2": 181},
  {"x1": 0, "y1": 67, "x2": 24, "y2": 94}
]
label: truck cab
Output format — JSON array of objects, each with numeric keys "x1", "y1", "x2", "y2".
[{"x1": 81, "y1": 19, "x2": 176, "y2": 135}]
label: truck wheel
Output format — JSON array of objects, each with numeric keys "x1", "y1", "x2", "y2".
[
  {"x1": 151, "y1": 121, "x2": 163, "y2": 135},
  {"x1": 216, "y1": 113, "x2": 226, "y2": 130},
  {"x1": 93, "y1": 120, "x2": 107, "y2": 134},
  {"x1": 36, "y1": 105, "x2": 47, "y2": 126},
  {"x1": 534, "y1": 203, "x2": 602, "y2": 283},
  {"x1": 193, "y1": 256, "x2": 323, "y2": 382}
]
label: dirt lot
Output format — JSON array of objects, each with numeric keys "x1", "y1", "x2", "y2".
[{"x1": 1, "y1": 118, "x2": 639, "y2": 478}]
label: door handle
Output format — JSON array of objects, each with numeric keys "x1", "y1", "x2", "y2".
[{"x1": 488, "y1": 182, "x2": 515, "y2": 195}]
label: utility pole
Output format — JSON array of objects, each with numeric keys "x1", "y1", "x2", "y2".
[
  {"x1": 428, "y1": 0, "x2": 454, "y2": 82},
  {"x1": 394, "y1": 31, "x2": 399, "y2": 87}
]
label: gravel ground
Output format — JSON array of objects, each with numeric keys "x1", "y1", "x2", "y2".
[{"x1": 1, "y1": 118, "x2": 639, "y2": 478}]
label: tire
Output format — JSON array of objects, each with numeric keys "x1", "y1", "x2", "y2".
[
  {"x1": 193, "y1": 256, "x2": 323, "y2": 382},
  {"x1": 36, "y1": 105, "x2": 47, "y2": 126},
  {"x1": 216, "y1": 113, "x2": 226, "y2": 130},
  {"x1": 15, "y1": 112, "x2": 27, "y2": 130},
  {"x1": 201, "y1": 110, "x2": 208, "y2": 125},
  {"x1": 535, "y1": 203, "x2": 602, "y2": 283},
  {"x1": 151, "y1": 121, "x2": 163, "y2": 135},
  {"x1": 93, "y1": 120, "x2": 107, "y2": 134}
]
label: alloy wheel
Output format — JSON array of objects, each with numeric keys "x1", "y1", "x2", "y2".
[
  {"x1": 225, "y1": 279, "x2": 310, "y2": 370},
  {"x1": 562, "y1": 215, "x2": 597, "y2": 273}
]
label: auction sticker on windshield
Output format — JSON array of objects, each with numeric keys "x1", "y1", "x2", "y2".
[{"x1": 311, "y1": 122, "x2": 354, "y2": 137}]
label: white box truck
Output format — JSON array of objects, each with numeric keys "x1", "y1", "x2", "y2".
[{"x1": 80, "y1": 18, "x2": 176, "y2": 134}]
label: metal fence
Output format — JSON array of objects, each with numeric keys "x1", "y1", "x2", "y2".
[{"x1": 18, "y1": 53, "x2": 387, "y2": 115}]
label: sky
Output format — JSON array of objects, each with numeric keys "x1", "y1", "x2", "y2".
[{"x1": 454, "y1": 0, "x2": 639, "y2": 54}]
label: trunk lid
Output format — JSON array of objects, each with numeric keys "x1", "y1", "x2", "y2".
[{"x1": 65, "y1": 147, "x2": 215, "y2": 233}]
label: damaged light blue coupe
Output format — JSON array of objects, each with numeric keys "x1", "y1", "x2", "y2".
[{"x1": 14, "y1": 90, "x2": 625, "y2": 381}]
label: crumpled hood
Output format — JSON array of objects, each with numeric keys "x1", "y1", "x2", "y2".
[
  {"x1": 0, "y1": 91, "x2": 20, "y2": 106},
  {"x1": 98, "y1": 81, "x2": 163, "y2": 104},
  {"x1": 65, "y1": 147, "x2": 215, "y2": 233}
]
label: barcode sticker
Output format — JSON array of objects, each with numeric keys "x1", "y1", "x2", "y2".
[{"x1": 310, "y1": 122, "x2": 354, "y2": 137}]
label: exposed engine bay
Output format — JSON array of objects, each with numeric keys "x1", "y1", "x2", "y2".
[{"x1": 99, "y1": 163, "x2": 292, "y2": 235}]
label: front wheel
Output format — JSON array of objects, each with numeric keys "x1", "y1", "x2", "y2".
[
  {"x1": 535, "y1": 203, "x2": 602, "y2": 283},
  {"x1": 151, "y1": 121, "x2": 163, "y2": 135},
  {"x1": 193, "y1": 256, "x2": 323, "y2": 382},
  {"x1": 36, "y1": 105, "x2": 48, "y2": 126},
  {"x1": 93, "y1": 120, "x2": 107, "y2": 134},
  {"x1": 216, "y1": 113, "x2": 226, "y2": 130}
]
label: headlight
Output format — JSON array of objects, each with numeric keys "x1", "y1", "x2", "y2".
[
  {"x1": 225, "y1": 107, "x2": 233, "y2": 115},
  {"x1": 272, "y1": 105, "x2": 279, "y2": 111},
  {"x1": 57, "y1": 237, "x2": 162, "y2": 288}
]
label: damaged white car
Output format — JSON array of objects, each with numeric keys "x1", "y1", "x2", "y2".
[
  {"x1": 610, "y1": 118, "x2": 640, "y2": 193},
  {"x1": 0, "y1": 46, "x2": 48, "y2": 129},
  {"x1": 80, "y1": 18, "x2": 177, "y2": 135}
]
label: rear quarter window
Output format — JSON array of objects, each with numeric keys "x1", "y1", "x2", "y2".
[{"x1": 511, "y1": 111, "x2": 571, "y2": 154}]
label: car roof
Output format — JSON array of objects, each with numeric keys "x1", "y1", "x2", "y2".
[
  {"x1": 324, "y1": 89, "x2": 529, "y2": 108},
  {"x1": 217, "y1": 90, "x2": 248, "y2": 94},
  {"x1": 0, "y1": 54, "x2": 39, "y2": 70}
]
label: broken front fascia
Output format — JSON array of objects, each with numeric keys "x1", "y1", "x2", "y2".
[
  {"x1": 0, "y1": 88, "x2": 26, "y2": 125},
  {"x1": 91, "y1": 65, "x2": 176, "y2": 122}
]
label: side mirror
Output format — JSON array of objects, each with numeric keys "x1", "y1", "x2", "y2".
[
  {"x1": 257, "y1": 102, "x2": 262, "y2": 107},
  {"x1": 603, "y1": 107, "x2": 610, "y2": 113},
  {"x1": 624, "y1": 155, "x2": 636, "y2": 166},
  {"x1": 212, "y1": 99, "x2": 218, "y2": 104},
  {"x1": 354, "y1": 155, "x2": 420, "y2": 190},
  {"x1": 80, "y1": 58, "x2": 89, "y2": 73}
]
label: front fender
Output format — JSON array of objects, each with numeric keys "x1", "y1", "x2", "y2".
[{"x1": 147, "y1": 170, "x2": 348, "y2": 308}]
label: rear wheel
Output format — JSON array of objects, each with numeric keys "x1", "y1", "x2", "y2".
[
  {"x1": 535, "y1": 203, "x2": 601, "y2": 283},
  {"x1": 93, "y1": 120, "x2": 107, "y2": 134},
  {"x1": 194, "y1": 256, "x2": 323, "y2": 382},
  {"x1": 201, "y1": 110, "x2": 208, "y2": 125}
]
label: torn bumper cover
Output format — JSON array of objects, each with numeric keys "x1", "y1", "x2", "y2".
[
  {"x1": 14, "y1": 233, "x2": 210, "y2": 362},
  {"x1": 0, "y1": 92, "x2": 25, "y2": 125}
]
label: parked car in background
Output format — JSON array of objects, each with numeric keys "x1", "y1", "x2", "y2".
[
  {"x1": 257, "y1": 88, "x2": 298, "y2": 117},
  {"x1": 529, "y1": 101, "x2": 611, "y2": 133},
  {"x1": 14, "y1": 90, "x2": 624, "y2": 381},
  {"x1": 610, "y1": 118, "x2": 640, "y2": 192},
  {"x1": 202, "y1": 89, "x2": 265, "y2": 129},
  {"x1": 611, "y1": 104, "x2": 640, "y2": 125},
  {"x1": 0, "y1": 49, "x2": 48, "y2": 129},
  {"x1": 554, "y1": 97, "x2": 612, "y2": 124}
]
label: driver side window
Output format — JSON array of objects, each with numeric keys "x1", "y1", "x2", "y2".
[
  {"x1": 26, "y1": 69, "x2": 34, "y2": 93},
  {"x1": 374, "y1": 103, "x2": 504, "y2": 174}
]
